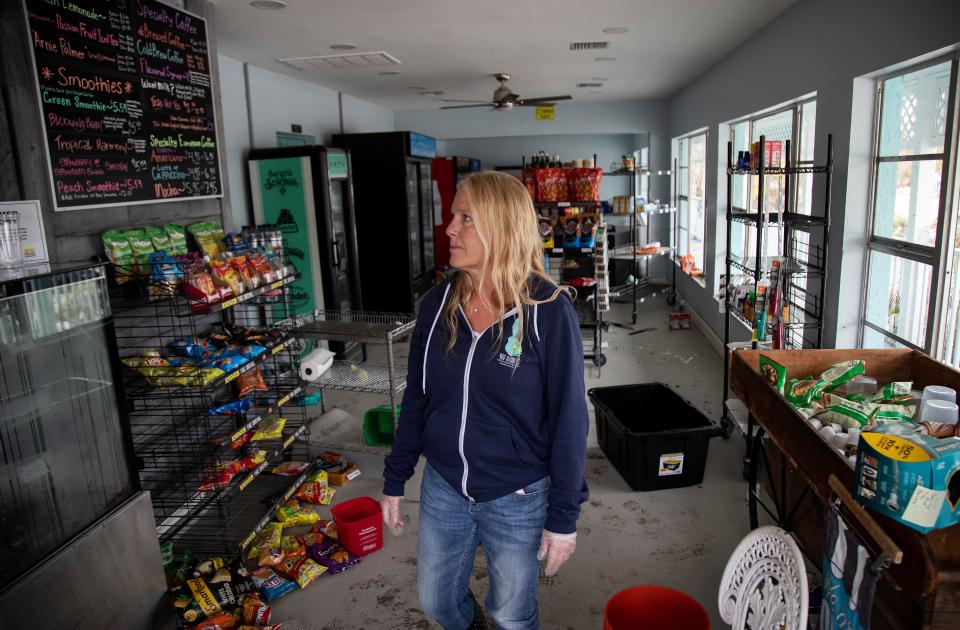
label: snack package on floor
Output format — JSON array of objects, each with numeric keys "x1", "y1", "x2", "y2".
[
  {"x1": 237, "y1": 625, "x2": 281, "y2": 630},
  {"x1": 298, "y1": 521, "x2": 331, "y2": 547},
  {"x1": 271, "y1": 461, "x2": 311, "y2": 476},
  {"x1": 295, "y1": 480, "x2": 333, "y2": 504},
  {"x1": 305, "y1": 469, "x2": 329, "y2": 486},
  {"x1": 194, "y1": 612, "x2": 240, "y2": 630},
  {"x1": 758, "y1": 354, "x2": 788, "y2": 394},
  {"x1": 180, "y1": 574, "x2": 257, "y2": 624},
  {"x1": 819, "y1": 360, "x2": 866, "y2": 393},
  {"x1": 164, "y1": 223, "x2": 188, "y2": 255},
  {"x1": 247, "y1": 522, "x2": 284, "y2": 561},
  {"x1": 307, "y1": 537, "x2": 338, "y2": 561},
  {"x1": 193, "y1": 557, "x2": 230, "y2": 579},
  {"x1": 251, "y1": 416, "x2": 286, "y2": 441},
  {"x1": 250, "y1": 567, "x2": 297, "y2": 603},
  {"x1": 313, "y1": 544, "x2": 361, "y2": 575},
  {"x1": 275, "y1": 499, "x2": 320, "y2": 527},
  {"x1": 316, "y1": 451, "x2": 346, "y2": 470},
  {"x1": 240, "y1": 593, "x2": 271, "y2": 626},
  {"x1": 236, "y1": 367, "x2": 269, "y2": 398},
  {"x1": 198, "y1": 460, "x2": 242, "y2": 492},
  {"x1": 280, "y1": 535, "x2": 307, "y2": 561},
  {"x1": 323, "y1": 520, "x2": 338, "y2": 540},
  {"x1": 208, "y1": 399, "x2": 253, "y2": 416}
]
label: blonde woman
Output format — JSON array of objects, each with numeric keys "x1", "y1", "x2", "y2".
[{"x1": 382, "y1": 171, "x2": 589, "y2": 630}]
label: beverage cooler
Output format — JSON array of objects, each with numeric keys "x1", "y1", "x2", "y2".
[
  {"x1": 332, "y1": 131, "x2": 438, "y2": 313},
  {"x1": 248, "y1": 145, "x2": 363, "y2": 359},
  {"x1": 0, "y1": 263, "x2": 166, "y2": 628},
  {"x1": 432, "y1": 156, "x2": 481, "y2": 269}
]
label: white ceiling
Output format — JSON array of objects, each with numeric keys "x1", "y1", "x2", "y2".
[{"x1": 210, "y1": 0, "x2": 797, "y2": 111}]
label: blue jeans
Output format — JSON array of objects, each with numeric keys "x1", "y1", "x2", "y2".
[{"x1": 418, "y1": 463, "x2": 549, "y2": 630}]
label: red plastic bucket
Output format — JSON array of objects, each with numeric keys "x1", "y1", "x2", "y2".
[
  {"x1": 603, "y1": 586, "x2": 709, "y2": 630},
  {"x1": 331, "y1": 496, "x2": 383, "y2": 557}
]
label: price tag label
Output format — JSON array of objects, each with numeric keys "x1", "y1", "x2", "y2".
[
  {"x1": 271, "y1": 341, "x2": 286, "y2": 355},
  {"x1": 271, "y1": 280, "x2": 283, "y2": 289},
  {"x1": 221, "y1": 297, "x2": 238, "y2": 309},
  {"x1": 283, "y1": 433, "x2": 296, "y2": 449},
  {"x1": 239, "y1": 473, "x2": 255, "y2": 491}
]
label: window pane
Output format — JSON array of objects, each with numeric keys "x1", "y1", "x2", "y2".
[
  {"x1": 936, "y1": 159, "x2": 960, "y2": 368},
  {"x1": 879, "y1": 61, "x2": 951, "y2": 157},
  {"x1": 865, "y1": 250, "x2": 931, "y2": 347},
  {"x1": 799, "y1": 101, "x2": 817, "y2": 162},
  {"x1": 678, "y1": 199, "x2": 689, "y2": 256},
  {"x1": 752, "y1": 109, "x2": 794, "y2": 144},
  {"x1": 863, "y1": 325, "x2": 907, "y2": 349},
  {"x1": 872, "y1": 160, "x2": 943, "y2": 246},
  {"x1": 690, "y1": 197, "x2": 705, "y2": 271}
]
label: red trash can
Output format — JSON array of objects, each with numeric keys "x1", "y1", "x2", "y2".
[
  {"x1": 603, "y1": 585, "x2": 709, "y2": 630},
  {"x1": 331, "y1": 496, "x2": 383, "y2": 556}
]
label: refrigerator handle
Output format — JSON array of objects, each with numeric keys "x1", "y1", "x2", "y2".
[{"x1": 332, "y1": 239, "x2": 341, "y2": 267}]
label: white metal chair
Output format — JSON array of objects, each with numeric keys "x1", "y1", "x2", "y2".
[{"x1": 718, "y1": 526, "x2": 808, "y2": 630}]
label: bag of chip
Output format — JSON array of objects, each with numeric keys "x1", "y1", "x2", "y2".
[
  {"x1": 323, "y1": 520, "x2": 338, "y2": 540},
  {"x1": 198, "y1": 460, "x2": 242, "y2": 492},
  {"x1": 275, "y1": 499, "x2": 320, "y2": 527},
  {"x1": 280, "y1": 535, "x2": 307, "y2": 560},
  {"x1": 163, "y1": 223, "x2": 188, "y2": 255},
  {"x1": 225, "y1": 232, "x2": 251, "y2": 253},
  {"x1": 250, "y1": 567, "x2": 297, "y2": 603},
  {"x1": 194, "y1": 556, "x2": 229, "y2": 578},
  {"x1": 231, "y1": 344, "x2": 268, "y2": 360},
  {"x1": 784, "y1": 377, "x2": 828, "y2": 407},
  {"x1": 230, "y1": 430, "x2": 254, "y2": 450},
  {"x1": 241, "y1": 593, "x2": 271, "y2": 626},
  {"x1": 870, "y1": 381, "x2": 914, "y2": 404},
  {"x1": 294, "y1": 480, "x2": 326, "y2": 503},
  {"x1": 203, "y1": 349, "x2": 249, "y2": 373},
  {"x1": 251, "y1": 416, "x2": 286, "y2": 441},
  {"x1": 181, "y1": 575, "x2": 257, "y2": 623},
  {"x1": 293, "y1": 557, "x2": 327, "y2": 588},
  {"x1": 189, "y1": 220, "x2": 227, "y2": 257},
  {"x1": 124, "y1": 229, "x2": 156, "y2": 274},
  {"x1": 305, "y1": 469, "x2": 328, "y2": 486},
  {"x1": 208, "y1": 399, "x2": 253, "y2": 416},
  {"x1": 236, "y1": 367, "x2": 269, "y2": 398},
  {"x1": 873, "y1": 403, "x2": 917, "y2": 424},
  {"x1": 298, "y1": 522, "x2": 329, "y2": 547},
  {"x1": 210, "y1": 259, "x2": 244, "y2": 295},
  {"x1": 171, "y1": 336, "x2": 217, "y2": 361},
  {"x1": 194, "y1": 611, "x2": 240, "y2": 630},
  {"x1": 272, "y1": 461, "x2": 311, "y2": 476},
  {"x1": 758, "y1": 355, "x2": 788, "y2": 394},
  {"x1": 314, "y1": 544, "x2": 360, "y2": 575},
  {"x1": 818, "y1": 393, "x2": 877, "y2": 430},
  {"x1": 819, "y1": 360, "x2": 866, "y2": 393},
  {"x1": 238, "y1": 450, "x2": 268, "y2": 471},
  {"x1": 144, "y1": 225, "x2": 172, "y2": 253},
  {"x1": 247, "y1": 522, "x2": 284, "y2": 561}
]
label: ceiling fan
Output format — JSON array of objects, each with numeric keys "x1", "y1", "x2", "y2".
[{"x1": 440, "y1": 73, "x2": 572, "y2": 110}]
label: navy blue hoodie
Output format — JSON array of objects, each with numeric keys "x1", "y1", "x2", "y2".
[{"x1": 383, "y1": 275, "x2": 589, "y2": 534}]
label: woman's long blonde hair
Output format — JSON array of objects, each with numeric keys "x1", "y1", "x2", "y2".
[{"x1": 444, "y1": 170, "x2": 565, "y2": 352}]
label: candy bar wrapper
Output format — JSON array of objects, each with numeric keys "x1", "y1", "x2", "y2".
[{"x1": 758, "y1": 355, "x2": 788, "y2": 394}]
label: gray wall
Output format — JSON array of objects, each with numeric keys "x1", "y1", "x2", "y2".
[
  {"x1": 217, "y1": 56, "x2": 396, "y2": 229},
  {"x1": 666, "y1": 0, "x2": 960, "y2": 347}
]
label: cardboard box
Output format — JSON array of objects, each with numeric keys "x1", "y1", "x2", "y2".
[
  {"x1": 749, "y1": 140, "x2": 783, "y2": 169},
  {"x1": 328, "y1": 462, "x2": 361, "y2": 486},
  {"x1": 854, "y1": 423, "x2": 960, "y2": 533}
]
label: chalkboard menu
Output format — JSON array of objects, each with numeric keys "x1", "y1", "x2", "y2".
[{"x1": 24, "y1": 0, "x2": 222, "y2": 210}]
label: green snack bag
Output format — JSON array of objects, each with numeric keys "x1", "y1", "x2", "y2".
[
  {"x1": 102, "y1": 230, "x2": 135, "y2": 283},
  {"x1": 870, "y1": 381, "x2": 913, "y2": 403},
  {"x1": 164, "y1": 223, "x2": 188, "y2": 254},
  {"x1": 818, "y1": 393, "x2": 877, "y2": 429},
  {"x1": 759, "y1": 354, "x2": 788, "y2": 394},
  {"x1": 785, "y1": 378, "x2": 828, "y2": 407},
  {"x1": 874, "y1": 402, "x2": 917, "y2": 424},
  {"x1": 819, "y1": 360, "x2": 865, "y2": 393},
  {"x1": 123, "y1": 229, "x2": 155, "y2": 272},
  {"x1": 144, "y1": 225, "x2": 172, "y2": 253}
]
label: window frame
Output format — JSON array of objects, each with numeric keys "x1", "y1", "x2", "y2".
[
  {"x1": 859, "y1": 53, "x2": 960, "y2": 353},
  {"x1": 674, "y1": 129, "x2": 708, "y2": 283}
]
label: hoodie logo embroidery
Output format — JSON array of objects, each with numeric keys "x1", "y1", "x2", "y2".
[{"x1": 505, "y1": 320, "x2": 522, "y2": 357}]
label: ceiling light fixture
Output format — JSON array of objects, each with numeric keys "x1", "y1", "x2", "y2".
[
  {"x1": 378, "y1": 71, "x2": 400, "y2": 76},
  {"x1": 590, "y1": 76, "x2": 609, "y2": 81},
  {"x1": 602, "y1": 27, "x2": 629, "y2": 34},
  {"x1": 330, "y1": 43, "x2": 358, "y2": 51},
  {"x1": 595, "y1": 57, "x2": 616, "y2": 62},
  {"x1": 249, "y1": 0, "x2": 286, "y2": 9}
]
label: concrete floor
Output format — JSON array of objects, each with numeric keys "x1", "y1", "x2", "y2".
[{"x1": 270, "y1": 296, "x2": 750, "y2": 629}]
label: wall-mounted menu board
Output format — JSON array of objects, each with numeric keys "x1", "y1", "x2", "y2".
[{"x1": 24, "y1": 0, "x2": 222, "y2": 210}]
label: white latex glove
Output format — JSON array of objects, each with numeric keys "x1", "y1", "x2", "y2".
[
  {"x1": 537, "y1": 530, "x2": 577, "y2": 576},
  {"x1": 381, "y1": 495, "x2": 404, "y2": 536}
]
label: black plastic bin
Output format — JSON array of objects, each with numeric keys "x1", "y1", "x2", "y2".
[{"x1": 588, "y1": 382, "x2": 721, "y2": 491}]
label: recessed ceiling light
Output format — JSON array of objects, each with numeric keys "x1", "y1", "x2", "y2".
[
  {"x1": 595, "y1": 57, "x2": 616, "y2": 62},
  {"x1": 378, "y1": 71, "x2": 400, "y2": 76},
  {"x1": 410, "y1": 86, "x2": 428, "y2": 90},
  {"x1": 602, "y1": 27, "x2": 629, "y2": 34},
  {"x1": 590, "y1": 76, "x2": 609, "y2": 81},
  {"x1": 250, "y1": 0, "x2": 286, "y2": 9},
  {"x1": 330, "y1": 43, "x2": 358, "y2": 51}
]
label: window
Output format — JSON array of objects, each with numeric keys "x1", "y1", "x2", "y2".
[
  {"x1": 862, "y1": 56, "x2": 958, "y2": 360},
  {"x1": 675, "y1": 131, "x2": 707, "y2": 281},
  {"x1": 728, "y1": 98, "x2": 817, "y2": 264}
]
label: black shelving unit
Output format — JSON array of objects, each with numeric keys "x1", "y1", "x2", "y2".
[
  {"x1": 720, "y1": 133, "x2": 834, "y2": 439},
  {"x1": 604, "y1": 168, "x2": 676, "y2": 324},
  {"x1": 110, "y1": 259, "x2": 312, "y2": 557}
]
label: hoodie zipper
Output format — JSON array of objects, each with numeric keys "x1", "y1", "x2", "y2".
[{"x1": 459, "y1": 330, "x2": 480, "y2": 501}]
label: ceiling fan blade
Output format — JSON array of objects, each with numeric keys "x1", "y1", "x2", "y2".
[
  {"x1": 442, "y1": 98, "x2": 494, "y2": 103},
  {"x1": 440, "y1": 103, "x2": 496, "y2": 109},
  {"x1": 516, "y1": 95, "x2": 573, "y2": 105}
]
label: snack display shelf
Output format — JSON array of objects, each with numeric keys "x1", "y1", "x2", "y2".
[
  {"x1": 603, "y1": 169, "x2": 672, "y2": 177},
  {"x1": 544, "y1": 246, "x2": 595, "y2": 257},
  {"x1": 309, "y1": 361, "x2": 408, "y2": 396},
  {"x1": 728, "y1": 256, "x2": 824, "y2": 279},
  {"x1": 729, "y1": 211, "x2": 827, "y2": 227},
  {"x1": 609, "y1": 246, "x2": 674, "y2": 260},
  {"x1": 202, "y1": 272, "x2": 300, "y2": 313},
  {"x1": 123, "y1": 334, "x2": 295, "y2": 400},
  {"x1": 212, "y1": 385, "x2": 304, "y2": 448},
  {"x1": 534, "y1": 200, "x2": 602, "y2": 209},
  {"x1": 153, "y1": 424, "x2": 308, "y2": 541},
  {"x1": 238, "y1": 464, "x2": 315, "y2": 554},
  {"x1": 295, "y1": 309, "x2": 415, "y2": 344},
  {"x1": 727, "y1": 164, "x2": 831, "y2": 176},
  {"x1": 608, "y1": 282, "x2": 671, "y2": 304}
]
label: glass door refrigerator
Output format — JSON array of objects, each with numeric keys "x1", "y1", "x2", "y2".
[
  {"x1": 248, "y1": 145, "x2": 363, "y2": 359},
  {"x1": 332, "y1": 131, "x2": 438, "y2": 313},
  {"x1": 432, "y1": 156, "x2": 481, "y2": 270}
]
